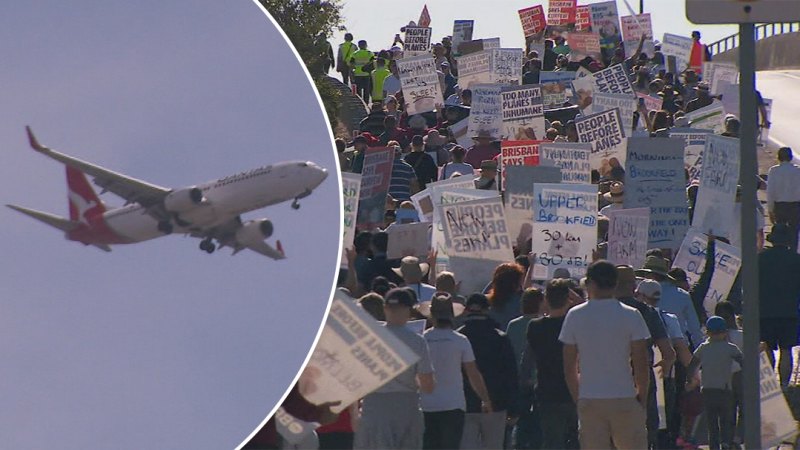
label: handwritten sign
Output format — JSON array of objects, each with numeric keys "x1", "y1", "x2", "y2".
[
  {"x1": 621, "y1": 14, "x2": 654, "y2": 58},
  {"x1": 669, "y1": 128, "x2": 713, "y2": 182},
  {"x1": 504, "y1": 165, "x2": 562, "y2": 249},
  {"x1": 500, "y1": 84, "x2": 546, "y2": 141},
  {"x1": 302, "y1": 291, "x2": 420, "y2": 413},
  {"x1": 539, "y1": 142, "x2": 592, "y2": 184},
  {"x1": 429, "y1": 180, "x2": 490, "y2": 271},
  {"x1": 623, "y1": 137, "x2": 688, "y2": 251},
  {"x1": 467, "y1": 84, "x2": 503, "y2": 141},
  {"x1": 531, "y1": 183, "x2": 597, "y2": 279},
  {"x1": 397, "y1": 54, "x2": 445, "y2": 115},
  {"x1": 704, "y1": 62, "x2": 739, "y2": 96},
  {"x1": 404, "y1": 26, "x2": 432, "y2": 57},
  {"x1": 575, "y1": 108, "x2": 627, "y2": 168},
  {"x1": 593, "y1": 64, "x2": 635, "y2": 96},
  {"x1": 491, "y1": 48, "x2": 524, "y2": 85},
  {"x1": 457, "y1": 50, "x2": 493, "y2": 88},
  {"x1": 606, "y1": 207, "x2": 650, "y2": 269},
  {"x1": 692, "y1": 135, "x2": 740, "y2": 239},
  {"x1": 452, "y1": 20, "x2": 475, "y2": 56},
  {"x1": 672, "y1": 227, "x2": 708, "y2": 287},
  {"x1": 661, "y1": 33, "x2": 693, "y2": 72},
  {"x1": 439, "y1": 196, "x2": 514, "y2": 261},
  {"x1": 702, "y1": 240, "x2": 741, "y2": 317},
  {"x1": 357, "y1": 148, "x2": 393, "y2": 230},
  {"x1": 341, "y1": 173, "x2": 362, "y2": 267},
  {"x1": 386, "y1": 222, "x2": 432, "y2": 259},
  {"x1": 519, "y1": 5, "x2": 547, "y2": 38}
]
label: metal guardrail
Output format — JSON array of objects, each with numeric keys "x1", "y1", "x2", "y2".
[{"x1": 708, "y1": 22, "x2": 800, "y2": 55}]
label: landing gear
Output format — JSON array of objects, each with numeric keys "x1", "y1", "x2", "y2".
[
  {"x1": 199, "y1": 238, "x2": 216, "y2": 254},
  {"x1": 158, "y1": 220, "x2": 173, "y2": 234},
  {"x1": 291, "y1": 199, "x2": 300, "y2": 210}
]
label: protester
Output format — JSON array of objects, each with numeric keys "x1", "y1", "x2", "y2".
[
  {"x1": 440, "y1": 145, "x2": 473, "y2": 180},
  {"x1": 337, "y1": 33, "x2": 357, "y2": 85},
  {"x1": 388, "y1": 142, "x2": 418, "y2": 201},
  {"x1": 474, "y1": 160, "x2": 498, "y2": 191},
  {"x1": 766, "y1": 147, "x2": 800, "y2": 251},
  {"x1": 405, "y1": 135, "x2": 438, "y2": 190},
  {"x1": 465, "y1": 131, "x2": 500, "y2": 169},
  {"x1": 350, "y1": 40, "x2": 375, "y2": 103},
  {"x1": 394, "y1": 256, "x2": 436, "y2": 303}
]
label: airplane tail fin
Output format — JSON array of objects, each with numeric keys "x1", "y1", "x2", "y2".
[
  {"x1": 6, "y1": 204, "x2": 81, "y2": 232},
  {"x1": 276, "y1": 240, "x2": 285, "y2": 257},
  {"x1": 66, "y1": 166, "x2": 105, "y2": 221}
]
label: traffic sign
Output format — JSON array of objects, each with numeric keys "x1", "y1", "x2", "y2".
[{"x1": 686, "y1": 0, "x2": 800, "y2": 24}]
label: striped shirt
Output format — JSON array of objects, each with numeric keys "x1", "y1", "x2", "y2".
[{"x1": 389, "y1": 156, "x2": 416, "y2": 201}]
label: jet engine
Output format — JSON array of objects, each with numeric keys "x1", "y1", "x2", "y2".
[
  {"x1": 235, "y1": 219, "x2": 274, "y2": 244},
  {"x1": 163, "y1": 187, "x2": 205, "y2": 212}
]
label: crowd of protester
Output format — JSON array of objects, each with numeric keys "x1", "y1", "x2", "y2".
[{"x1": 246, "y1": 7, "x2": 800, "y2": 450}]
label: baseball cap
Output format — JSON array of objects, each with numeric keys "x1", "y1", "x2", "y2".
[
  {"x1": 384, "y1": 287, "x2": 417, "y2": 308},
  {"x1": 706, "y1": 316, "x2": 728, "y2": 333},
  {"x1": 636, "y1": 279, "x2": 662, "y2": 299},
  {"x1": 465, "y1": 293, "x2": 490, "y2": 312}
]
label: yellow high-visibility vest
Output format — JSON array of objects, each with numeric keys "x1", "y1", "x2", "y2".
[{"x1": 351, "y1": 49, "x2": 374, "y2": 77}]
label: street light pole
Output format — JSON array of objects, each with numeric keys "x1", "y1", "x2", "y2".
[{"x1": 639, "y1": 0, "x2": 644, "y2": 14}]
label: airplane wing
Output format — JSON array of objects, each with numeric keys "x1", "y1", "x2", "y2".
[
  {"x1": 26, "y1": 126, "x2": 170, "y2": 208},
  {"x1": 239, "y1": 240, "x2": 286, "y2": 260},
  {"x1": 189, "y1": 216, "x2": 286, "y2": 260}
]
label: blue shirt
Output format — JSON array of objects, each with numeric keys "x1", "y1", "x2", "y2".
[
  {"x1": 389, "y1": 155, "x2": 415, "y2": 201},
  {"x1": 658, "y1": 283, "x2": 703, "y2": 349}
]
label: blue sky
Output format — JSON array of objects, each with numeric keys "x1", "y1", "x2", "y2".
[
  {"x1": 0, "y1": 1, "x2": 339, "y2": 449},
  {"x1": 331, "y1": 0, "x2": 738, "y2": 55}
]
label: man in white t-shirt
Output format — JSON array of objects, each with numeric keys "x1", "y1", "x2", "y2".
[
  {"x1": 560, "y1": 261, "x2": 651, "y2": 449},
  {"x1": 421, "y1": 293, "x2": 492, "y2": 450}
]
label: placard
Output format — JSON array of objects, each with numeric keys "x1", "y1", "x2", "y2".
[
  {"x1": 575, "y1": 108, "x2": 627, "y2": 168},
  {"x1": 418, "y1": 5, "x2": 431, "y2": 28},
  {"x1": 274, "y1": 407, "x2": 319, "y2": 446},
  {"x1": 456, "y1": 50, "x2": 493, "y2": 88},
  {"x1": 672, "y1": 227, "x2": 708, "y2": 286},
  {"x1": 692, "y1": 135, "x2": 740, "y2": 239},
  {"x1": 357, "y1": 147, "x2": 393, "y2": 231},
  {"x1": 451, "y1": 20, "x2": 475, "y2": 56},
  {"x1": 669, "y1": 128, "x2": 713, "y2": 182},
  {"x1": 568, "y1": 32, "x2": 603, "y2": 61},
  {"x1": 341, "y1": 173, "x2": 362, "y2": 267},
  {"x1": 760, "y1": 352, "x2": 799, "y2": 448},
  {"x1": 589, "y1": 1, "x2": 622, "y2": 59},
  {"x1": 546, "y1": 0, "x2": 577, "y2": 39},
  {"x1": 386, "y1": 222, "x2": 432, "y2": 259},
  {"x1": 500, "y1": 84, "x2": 546, "y2": 141},
  {"x1": 404, "y1": 26, "x2": 432, "y2": 57},
  {"x1": 397, "y1": 54, "x2": 445, "y2": 115},
  {"x1": 621, "y1": 14, "x2": 654, "y2": 58},
  {"x1": 467, "y1": 83, "x2": 503, "y2": 141},
  {"x1": 606, "y1": 207, "x2": 650, "y2": 269},
  {"x1": 448, "y1": 256, "x2": 507, "y2": 297},
  {"x1": 623, "y1": 137, "x2": 689, "y2": 251},
  {"x1": 429, "y1": 180, "x2": 489, "y2": 271},
  {"x1": 591, "y1": 92, "x2": 638, "y2": 134},
  {"x1": 539, "y1": 71, "x2": 576, "y2": 110},
  {"x1": 519, "y1": 5, "x2": 547, "y2": 38},
  {"x1": 684, "y1": 101, "x2": 726, "y2": 134},
  {"x1": 701, "y1": 240, "x2": 741, "y2": 317},
  {"x1": 500, "y1": 140, "x2": 542, "y2": 190},
  {"x1": 491, "y1": 48, "x2": 524, "y2": 85},
  {"x1": 704, "y1": 62, "x2": 739, "y2": 96},
  {"x1": 302, "y1": 291, "x2": 420, "y2": 413},
  {"x1": 531, "y1": 183, "x2": 597, "y2": 279},
  {"x1": 539, "y1": 142, "x2": 592, "y2": 184},
  {"x1": 575, "y1": 5, "x2": 592, "y2": 32},
  {"x1": 593, "y1": 64, "x2": 635, "y2": 95},
  {"x1": 439, "y1": 196, "x2": 514, "y2": 261},
  {"x1": 661, "y1": 33, "x2": 693, "y2": 73},
  {"x1": 504, "y1": 165, "x2": 562, "y2": 249}
]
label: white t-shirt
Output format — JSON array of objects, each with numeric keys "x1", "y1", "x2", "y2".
[
  {"x1": 559, "y1": 298, "x2": 651, "y2": 399},
  {"x1": 659, "y1": 309, "x2": 685, "y2": 341},
  {"x1": 382, "y1": 75, "x2": 401, "y2": 98},
  {"x1": 441, "y1": 162, "x2": 474, "y2": 180},
  {"x1": 421, "y1": 327, "x2": 475, "y2": 412}
]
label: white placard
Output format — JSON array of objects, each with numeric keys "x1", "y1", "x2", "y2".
[
  {"x1": 386, "y1": 222, "x2": 432, "y2": 259},
  {"x1": 467, "y1": 83, "x2": 503, "y2": 141},
  {"x1": 500, "y1": 84, "x2": 546, "y2": 141},
  {"x1": 575, "y1": 108, "x2": 627, "y2": 168},
  {"x1": 539, "y1": 143, "x2": 592, "y2": 184},
  {"x1": 397, "y1": 54, "x2": 445, "y2": 115},
  {"x1": 341, "y1": 173, "x2": 362, "y2": 267},
  {"x1": 692, "y1": 135, "x2": 740, "y2": 239},
  {"x1": 606, "y1": 207, "x2": 650, "y2": 269},
  {"x1": 439, "y1": 196, "x2": 514, "y2": 261}
]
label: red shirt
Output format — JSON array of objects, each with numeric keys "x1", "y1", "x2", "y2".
[
  {"x1": 464, "y1": 143, "x2": 500, "y2": 169},
  {"x1": 242, "y1": 385, "x2": 322, "y2": 449},
  {"x1": 316, "y1": 407, "x2": 353, "y2": 434}
]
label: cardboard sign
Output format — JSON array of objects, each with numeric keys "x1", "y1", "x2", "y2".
[
  {"x1": 606, "y1": 207, "x2": 650, "y2": 269},
  {"x1": 575, "y1": 5, "x2": 592, "y2": 32},
  {"x1": 568, "y1": 32, "x2": 603, "y2": 62},
  {"x1": 439, "y1": 196, "x2": 514, "y2": 261},
  {"x1": 704, "y1": 62, "x2": 739, "y2": 96},
  {"x1": 592, "y1": 92, "x2": 638, "y2": 134},
  {"x1": 500, "y1": 84, "x2": 546, "y2": 141},
  {"x1": 357, "y1": 148, "x2": 393, "y2": 231},
  {"x1": 669, "y1": 128, "x2": 713, "y2": 182},
  {"x1": 397, "y1": 54, "x2": 445, "y2": 115},
  {"x1": 531, "y1": 183, "x2": 597, "y2": 279},
  {"x1": 672, "y1": 227, "x2": 708, "y2": 287},
  {"x1": 386, "y1": 222, "x2": 432, "y2": 259},
  {"x1": 701, "y1": 240, "x2": 741, "y2": 317},
  {"x1": 404, "y1": 26, "x2": 432, "y2": 57},
  {"x1": 572, "y1": 69, "x2": 595, "y2": 112},
  {"x1": 621, "y1": 14, "x2": 654, "y2": 58},
  {"x1": 504, "y1": 165, "x2": 562, "y2": 248},
  {"x1": 491, "y1": 48, "x2": 525, "y2": 85},
  {"x1": 575, "y1": 108, "x2": 627, "y2": 168},
  {"x1": 760, "y1": 352, "x2": 799, "y2": 448},
  {"x1": 467, "y1": 83, "x2": 503, "y2": 141},
  {"x1": 429, "y1": 180, "x2": 488, "y2": 271},
  {"x1": 540, "y1": 71, "x2": 576, "y2": 110},
  {"x1": 623, "y1": 137, "x2": 689, "y2": 251},
  {"x1": 451, "y1": 20, "x2": 475, "y2": 56},
  {"x1": 341, "y1": 173, "x2": 362, "y2": 267},
  {"x1": 539, "y1": 142, "x2": 592, "y2": 184},
  {"x1": 684, "y1": 101, "x2": 726, "y2": 133},
  {"x1": 302, "y1": 291, "x2": 420, "y2": 414},
  {"x1": 589, "y1": 1, "x2": 622, "y2": 57},
  {"x1": 692, "y1": 135, "x2": 740, "y2": 239},
  {"x1": 457, "y1": 50, "x2": 493, "y2": 88},
  {"x1": 519, "y1": 5, "x2": 547, "y2": 38},
  {"x1": 661, "y1": 33, "x2": 693, "y2": 73},
  {"x1": 593, "y1": 64, "x2": 635, "y2": 96}
]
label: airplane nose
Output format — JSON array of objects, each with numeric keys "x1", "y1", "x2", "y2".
[{"x1": 305, "y1": 163, "x2": 328, "y2": 187}]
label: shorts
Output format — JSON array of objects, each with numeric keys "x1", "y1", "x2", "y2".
[{"x1": 760, "y1": 318, "x2": 799, "y2": 350}]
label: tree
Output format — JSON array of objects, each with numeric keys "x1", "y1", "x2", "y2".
[{"x1": 259, "y1": 0, "x2": 345, "y2": 131}]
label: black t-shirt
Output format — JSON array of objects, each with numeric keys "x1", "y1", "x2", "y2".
[
  {"x1": 527, "y1": 316, "x2": 572, "y2": 403},
  {"x1": 618, "y1": 297, "x2": 668, "y2": 343},
  {"x1": 404, "y1": 151, "x2": 438, "y2": 189}
]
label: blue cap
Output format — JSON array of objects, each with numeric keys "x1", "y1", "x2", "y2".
[{"x1": 706, "y1": 316, "x2": 728, "y2": 333}]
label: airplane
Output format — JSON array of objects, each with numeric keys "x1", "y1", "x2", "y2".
[{"x1": 7, "y1": 127, "x2": 329, "y2": 259}]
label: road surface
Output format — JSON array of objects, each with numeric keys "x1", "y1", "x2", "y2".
[{"x1": 757, "y1": 70, "x2": 800, "y2": 164}]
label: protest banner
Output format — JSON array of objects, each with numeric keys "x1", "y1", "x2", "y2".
[
  {"x1": 274, "y1": 407, "x2": 319, "y2": 446},
  {"x1": 701, "y1": 239, "x2": 741, "y2": 317},
  {"x1": 567, "y1": 32, "x2": 603, "y2": 62},
  {"x1": 341, "y1": 173, "x2": 361, "y2": 267},
  {"x1": 301, "y1": 291, "x2": 420, "y2": 414},
  {"x1": 692, "y1": 135, "x2": 740, "y2": 239},
  {"x1": 575, "y1": 5, "x2": 591, "y2": 31},
  {"x1": 491, "y1": 48, "x2": 524, "y2": 85},
  {"x1": 531, "y1": 183, "x2": 597, "y2": 279},
  {"x1": 637, "y1": 92, "x2": 663, "y2": 116},
  {"x1": 357, "y1": 147, "x2": 393, "y2": 231},
  {"x1": 456, "y1": 50, "x2": 492, "y2": 88},
  {"x1": 540, "y1": 71, "x2": 576, "y2": 110},
  {"x1": 386, "y1": 222, "x2": 432, "y2": 259},
  {"x1": 500, "y1": 84, "x2": 546, "y2": 141},
  {"x1": 620, "y1": 14, "x2": 654, "y2": 58},
  {"x1": 428, "y1": 179, "x2": 487, "y2": 271},
  {"x1": 518, "y1": 5, "x2": 547, "y2": 38},
  {"x1": 593, "y1": 64, "x2": 635, "y2": 96},
  {"x1": 451, "y1": 20, "x2": 474, "y2": 56},
  {"x1": 672, "y1": 227, "x2": 708, "y2": 286},
  {"x1": 684, "y1": 101, "x2": 726, "y2": 133},
  {"x1": 605, "y1": 207, "x2": 650, "y2": 269},
  {"x1": 572, "y1": 69, "x2": 595, "y2": 112},
  {"x1": 505, "y1": 165, "x2": 562, "y2": 248},
  {"x1": 418, "y1": 4, "x2": 431, "y2": 28},
  {"x1": 539, "y1": 142, "x2": 592, "y2": 184},
  {"x1": 575, "y1": 108, "x2": 627, "y2": 169},
  {"x1": 412, "y1": 176, "x2": 477, "y2": 222},
  {"x1": 397, "y1": 54, "x2": 444, "y2": 116},
  {"x1": 704, "y1": 62, "x2": 739, "y2": 95},
  {"x1": 661, "y1": 33, "x2": 693, "y2": 73},
  {"x1": 449, "y1": 117, "x2": 473, "y2": 149},
  {"x1": 760, "y1": 352, "x2": 799, "y2": 448},
  {"x1": 589, "y1": 1, "x2": 622, "y2": 59},
  {"x1": 439, "y1": 196, "x2": 514, "y2": 262},
  {"x1": 500, "y1": 140, "x2": 542, "y2": 190},
  {"x1": 669, "y1": 128, "x2": 713, "y2": 181},
  {"x1": 467, "y1": 83, "x2": 503, "y2": 141},
  {"x1": 623, "y1": 137, "x2": 689, "y2": 251},
  {"x1": 546, "y1": 0, "x2": 576, "y2": 38},
  {"x1": 403, "y1": 26, "x2": 432, "y2": 57},
  {"x1": 591, "y1": 92, "x2": 638, "y2": 134},
  {"x1": 448, "y1": 255, "x2": 508, "y2": 296}
]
